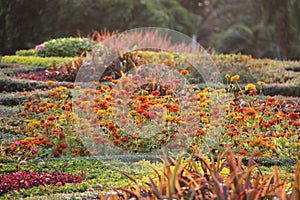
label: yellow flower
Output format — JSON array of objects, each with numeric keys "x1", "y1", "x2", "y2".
[
  {"x1": 199, "y1": 102, "x2": 207, "y2": 107},
  {"x1": 97, "y1": 109, "x2": 106, "y2": 115},
  {"x1": 165, "y1": 115, "x2": 173, "y2": 122},
  {"x1": 205, "y1": 99, "x2": 212, "y2": 105},
  {"x1": 148, "y1": 94, "x2": 154, "y2": 99},
  {"x1": 46, "y1": 80, "x2": 55, "y2": 87},
  {"x1": 60, "y1": 94, "x2": 68, "y2": 99},
  {"x1": 245, "y1": 83, "x2": 256, "y2": 91},
  {"x1": 203, "y1": 87, "x2": 211, "y2": 93},
  {"x1": 230, "y1": 75, "x2": 240, "y2": 82},
  {"x1": 257, "y1": 81, "x2": 266, "y2": 86},
  {"x1": 225, "y1": 74, "x2": 230, "y2": 79},
  {"x1": 55, "y1": 86, "x2": 69, "y2": 93},
  {"x1": 105, "y1": 95, "x2": 112, "y2": 100},
  {"x1": 197, "y1": 92, "x2": 206, "y2": 99},
  {"x1": 201, "y1": 117, "x2": 209, "y2": 123},
  {"x1": 129, "y1": 110, "x2": 137, "y2": 116}
]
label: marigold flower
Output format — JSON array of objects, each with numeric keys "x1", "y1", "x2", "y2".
[
  {"x1": 230, "y1": 75, "x2": 240, "y2": 82},
  {"x1": 47, "y1": 116, "x2": 57, "y2": 121},
  {"x1": 165, "y1": 115, "x2": 173, "y2": 122},
  {"x1": 55, "y1": 86, "x2": 68, "y2": 93},
  {"x1": 201, "y1": 117, "x2": 209, "y2": 123},
  {"x1": 67, "y1": 83, "x2": 75, "y2": 88},
  {"x1": 289, "y1": 112, "x2": 299, "y2": 121},
  {"x1": 180, "y1": 69, "x2": 189, "y2": 75},
  {"x1": 197, "y1": 92, "x2": 206, "y2": 99},
  {"x1": 238, "y1": 149, "x2": 247, "y2": 156},
  {"x1": 266, "y1": 97, "x2": 276, "y2": 105},
  {"x1": 195, "y1": 129, "x2": 206, "y2": 136},
  {"x1": 245, "y1": 83, "x2": 256, "y2": 91},
  {"x1": 113, "y1": 140, "x2": 121, "y2": 146},
  {"x1": 46, "y1": 80, "x2": 55, "y2": 87},
  {"x1": 257, "y1": 81, "x2": 266, "y2": 86}
]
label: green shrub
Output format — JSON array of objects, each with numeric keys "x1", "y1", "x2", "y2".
[
  {"x1": 15, "y1": 49, "x2": 37, "y2": 56},
  {"x1": 36, "y1": 37, "x2": 102, "y2": 57},
  {"x1": 1, "y1": 55, "x2": 76, "y2": 67},
  {"x1": 285, "y1": 66, "x2": 300, "y2": 72}
]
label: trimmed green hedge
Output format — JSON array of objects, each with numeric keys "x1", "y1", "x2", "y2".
[
  {"x1": 15, "y1": 49, "x2": 37, "y2": 56},
  {"x1": 197, "y1": 83, "x2": 300, "y2": 97},
  {"x1": 285, "y1": 66, "x2": 300, "y2": 72},
  {"x1": 1, "y1": 55, "x2": 76, "y2": 68}
]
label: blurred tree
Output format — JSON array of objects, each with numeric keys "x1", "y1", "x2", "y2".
[
  {"x1": 0, "y1": 0, "x2": 198, "y2": 55},
  {"x1": 1, "y1": 0, "x2": 299, "y2": 59},
  {"x1": 203, "y1": 0, "x2": 300, "y2": 59}
]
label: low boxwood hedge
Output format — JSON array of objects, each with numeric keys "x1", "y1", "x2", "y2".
[{"x1": 1, "y1": 56, "x2": 76, "y2": 68}]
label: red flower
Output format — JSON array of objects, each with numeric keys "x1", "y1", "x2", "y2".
[
  {"x1": 121, "y1": 137, "x2": 129, "y2": 142},
  {"x1": 55, "y1": 182, "x2": 62, "y2": 186},
  {"x1": 289, "y1": 112, "x2": 299, "y2": 121},
  {"x1": 151, "y1": 90, "x2": 160, "y2": 96}
]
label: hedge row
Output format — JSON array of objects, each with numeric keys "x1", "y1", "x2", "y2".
[
  {"x1": 1, "y1": 56, "x2": 76, "y2": 68},
  {"x1": 197, "y1": 83, "x2": 300, "y2": 97},
  {"x1": 0, "y1": 89, "x2": 57, "y2": 106},
  {"x1": 285, "y1": 66, "x2": 300, "y2": 72}
]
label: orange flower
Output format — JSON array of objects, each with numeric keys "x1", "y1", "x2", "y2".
[
  {"x1": 113, "y1": 140, "x2": 121, "y2": 146},
  {"x1": 238, "y1": 149, "x2": 247, "y2": 156},
  {"x1": 151, "y1": 90, "x2": 160, "y2": 96},
  {"x1": 47, "y1": 116, "x2": 57, "y2": 121},
  {"x1": 180, "y1": 69, "x2": 189, "y2": 75},
  {"x1": 46, "y1": 80, "x2": 55, "y2": 87},
  {"x1": 245, "y1": 108, "x2": 256, "y2": 116},
  {"x1": 195, "y1": 129, "x2": 206, "y2": 136},
  {"x1": 67, "y1": 83, "x2": 75, "y2": 88},
  {"x1": 10, "y1": 144, "x2": 17, "y2": 152},
  {"x1": 266, "y1": 97, "x2": 276, "y2": 105},
  {"x1": 289, "y1": 112, "x2": 299, "y2": 121},
  {"x1": 103, "y1": 76, "x2": 113, "y2": 81}
]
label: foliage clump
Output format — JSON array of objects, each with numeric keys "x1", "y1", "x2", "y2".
[{"x1": 35, "y1": 37, "x2": 102, "y2": 57}]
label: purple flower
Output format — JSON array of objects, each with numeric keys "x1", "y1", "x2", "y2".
[
  {"x1": 31, "y1": 147, "x2": 39, "y2": 155},
  {"x1": 35, "y1": 44, "x2": 46, "y2": 51}
]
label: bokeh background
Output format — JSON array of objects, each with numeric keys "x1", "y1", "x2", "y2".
[{"x1": 1, "y1": 0, "x2": 300, "y2": 59}]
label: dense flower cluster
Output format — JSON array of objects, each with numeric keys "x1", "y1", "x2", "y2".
[
  {"x1": 6, "y1": 84, "x2": 89, "y2": 159},
  {"x1": 0, "y1": 171, "x2": 83, "y2": 194}
]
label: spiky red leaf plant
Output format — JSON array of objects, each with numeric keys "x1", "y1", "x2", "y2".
[{"x1": 108, "y1": 150, "x2": 295, "y2": 199}]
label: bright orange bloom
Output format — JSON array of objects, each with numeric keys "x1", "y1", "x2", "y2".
[
  {"x1": 47, "y1": 116, "x2": 57, "y2": 121},
  {"x1": 180, "y1": 69, "x2": 189, "y2": 75},
  {"x1": 238, "y1": 149, "x2": 247, "y2": 156},
  {"x1": 289, "y1": 112, "x2": 299, "y2": 121}
]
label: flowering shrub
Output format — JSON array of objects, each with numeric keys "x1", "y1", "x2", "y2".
[
  {"x1": 0, "y1": 171, "x2": 83, "y2": 194},
  {"x1": 36, "y1": 37, "x2": 102, "y2": 57}
]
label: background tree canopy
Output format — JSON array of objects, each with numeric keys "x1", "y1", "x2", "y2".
[{"x1": 0, "y1": 0, "x2": 300, "y2": 59}]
